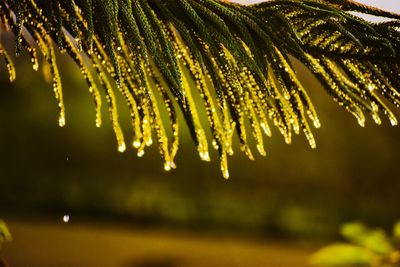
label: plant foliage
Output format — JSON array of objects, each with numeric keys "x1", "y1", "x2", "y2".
[
  {"x1": 1, "y1": 0, "x2": 400, "y2": 177},
  {"x1": 0, "y1": 219, "x2": 11, "y2": 267},
  {"x1": 0, "y1": 220, "x2": 11, "y2": 248},
  {"x1": 311, "y1": 222, "x2": 400, "y2": 267}
]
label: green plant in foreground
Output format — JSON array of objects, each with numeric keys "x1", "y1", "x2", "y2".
[
  {"x1": 311, "y1": 222, "x2": 400, "y2": 267},
  {"x1": 0, "y1": 220, "x2": 11, "y2": 248},
  {"x1": 1, "y1": 0, "x2": 400, "y2": 178},
  {"x1": 0, "y1": 220, "x2": 11, "y2": 267}
]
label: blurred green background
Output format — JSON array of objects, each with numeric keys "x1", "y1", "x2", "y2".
[{"x1": 1, "y1": 28, "x2": 400, "y2": 264}]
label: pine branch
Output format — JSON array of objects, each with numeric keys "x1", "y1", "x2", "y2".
[{"x1": 1, "y1": 0, "x2": 400, "y2": 178}]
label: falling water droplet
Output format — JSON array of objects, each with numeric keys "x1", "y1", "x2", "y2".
[{"x1": 62, "y1": 215, "x2": 70, "y2": 223}]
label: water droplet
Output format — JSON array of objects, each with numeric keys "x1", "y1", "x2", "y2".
[
  {"x1": 118, "y1": 143, "x2": 126, "y2": 152},
  {"x1": 95, "y1": 118, "x2": 102, "y2": 128},
  {"x1": 357, "y1": 116, "x2": 366, "y2": 127},
  {"x1": 200, "y1": 151, "x2": 210, "y2": 162},
  {"x1": 58, "y1": 116, "x2": 66, "y2": 127},
  {"x1": 223, "y1": 169, "x2": 229, "y2": 179},
  {"x1": 313, "y1": 120, "x2": 321, "y2": 129},
  {"x1": 146, "y1": 138, "x2": 153, "y2": 146},
  {"x1": 212, "y1": 140, "x2": 219, "y2": 150},
  {"x1": 137, "y1": 150, "x2": 144, "y2": 157},
  {"x1": 260, "y1": 122, "x2": 272, "y2": 137},
  {"x1": 133, "y1": 140, "x2": 141, "y2": 148},
  {"x1": 164, "y1": 162, "x2": 171, "y2": 171},
  {"x1": 389, "y1": 115, "x2": 398, "y2": 126},
  {"x1": 62, "y1": 215, "x2": 70, "y2": 223},
  {"x1": 368, "y1": 84, "x2": 374, "y2": 92},
  {"x1": 372, "y1": 114, "x2": 382, "y2": 125}
]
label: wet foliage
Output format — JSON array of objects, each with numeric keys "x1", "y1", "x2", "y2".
[
  {"x1": 311, "y1": 221, "x2": 400, "y2": 267},
  {"x1": 1, "y1": 0, "x2": 400, "y2": 177}
]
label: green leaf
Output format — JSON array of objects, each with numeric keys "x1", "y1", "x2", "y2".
[
  {"x1": 310, "y1": 243, "x2": 375, "y2": 267},
  {"x1": 0, "y1": 220, "x2": 12, "y2": 246},
  {"x1": 340, "y1": 222, "x2": 393, "y2": 255}
]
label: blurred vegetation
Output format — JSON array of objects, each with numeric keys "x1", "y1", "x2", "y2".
[
  {"x1": 311, "y1": 221, "x2": 400, "y2": 267},
  {"x1": 0, "y1": 220, "x2": 11, "y2": 248},
  {"x1": 0, "y1": 219, "x2": 11, "y2": 267},
  {"x1": 1, "y1": 33, "x2": 400, "y2": 241}
]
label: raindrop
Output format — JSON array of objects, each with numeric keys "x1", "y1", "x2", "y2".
[{"x1": 62, "y1": 215, "x2": 70, "y2": 223}]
